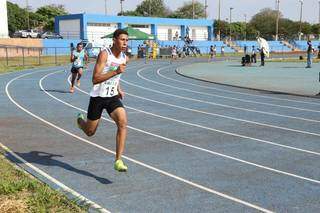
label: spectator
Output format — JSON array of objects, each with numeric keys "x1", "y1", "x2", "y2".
[
  {"x1": 221, "y1": 46, "x2": 225, "y2": 56},
  {"x1": 306, "y1": 41, "x2": 314, "y2": 68},
  {"x1": 260, "y1": 47, "x2": 265, "y2": 66},
  {"x1": 174, "y1": 31, "x2": 179, "y2": 40},
  {"x1": 251, "y1": 46, "x2": 257, "y2": 63}
]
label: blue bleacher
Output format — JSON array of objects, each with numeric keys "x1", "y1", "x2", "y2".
[
  {"x1": 128, "y1": 40, "x2": 235, "y2": 54},
  {"x1": 235, "y1": 40, "x2": 291, "y2": 52},
  {"x1": 295, "y1": 40, "x2": 320, "y2": 50}
]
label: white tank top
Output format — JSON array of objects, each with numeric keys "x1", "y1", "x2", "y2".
[{"x1": 90, "y1": 47, "x2": 127, "y2": 98}]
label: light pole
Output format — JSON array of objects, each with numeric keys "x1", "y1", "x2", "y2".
[
  {"x1": 275, "y1": 0, "x2": 280, "y2": 41},
  {"x1": 104, "y1": 0, "x2": 107, "y2": 15},
  {"x1": 298, "y1": 0, "x2": 303, "y2": 40},
  {"x1": 229, "y1": 7, "x2": 234, "y2": 41},
  {"x1": 26, "y1": 0, "x2": 30, "y2": 30},
  {"x1": 244, "y1": 14, "x2": 247, "y2": 41},
  {"x1": 120, "y1": 0, "x2": 124, "y2": 16},
  {"x1": 204, "y1": 0, "x2": 208, "y2": 19},
  {"x1": 217, "y1": 0, "x2": 221, "y2": 40},
  {"x1": 318, "y1": 0, "x2": 320, "y2": 24},
  {"x1": 192, "y1": 0, "x2": 195, "y2": 19}
]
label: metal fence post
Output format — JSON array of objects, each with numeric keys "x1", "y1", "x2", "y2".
[
  {"x1": 38, "y1": 48, "x2": 41, "y2": 65},
  {"x1": 22, "y1": 48, "x2": 25, "y2": 66},
  {"x1": 5, "y1": 47, "x2": 8, "y2": 66},
  {"x1": 55, "y1": 48, "x2": 57, "y2": 65}
]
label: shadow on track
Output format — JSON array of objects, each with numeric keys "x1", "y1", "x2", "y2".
[{"x1": 9, "y1": 151, "x2": 112, "y2": 184}]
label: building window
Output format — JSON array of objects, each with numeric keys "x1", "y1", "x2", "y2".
[
  {"x1": 128, "y1": 24, "x2": 149, "y2": 28},
  {"x1": 87, "y1": 23, "x2": 111, "y2": 27}
]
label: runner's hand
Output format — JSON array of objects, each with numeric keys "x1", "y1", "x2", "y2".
[
  {"x1": 116, "y1": 64, "x2": 126, "y2": 74},
  {"x1": 118, "y1": 90, "x2": 125, "y2": 99}
]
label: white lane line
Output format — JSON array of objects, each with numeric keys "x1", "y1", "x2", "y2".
[
  {"x1": 0, "y1": 143, "x2": 110, "y2": 213},
  {"x1": 4, "y1": 72, "x2": 110, "y2": 213},
  {"x1": 71, "y1": 71, "x2": 320, "y2": 156},
  {"x1": 57, "y1": 73, "x2": 320, "y2": 185},
  {"x1": 139, "y1": 66, "x2": 320, "y2": 113},
  {"x1": 14, "y1": 71, "x2": 274, "y2": 212},
  {"x1": 125, "y1": 91, "x2": 320, "y2": 137},
  {"x1": 165, "y1": 66, "x2": 320, "y2": 106},
  {"x1": 121, "y1": 77, "x2": 320, "y2": 124}
]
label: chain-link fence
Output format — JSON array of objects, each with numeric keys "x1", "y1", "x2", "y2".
[{"x1": 0, "y1": 46, "x2": 71, "y2": 67}]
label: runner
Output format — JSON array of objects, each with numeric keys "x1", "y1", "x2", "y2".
[
  {"x1": 70, "y1": 43, "x2": 88, "y2": 93},
  {"x1": 77, "y1": 29, "x2": 129, "y2": 172},
  {"x1": 171, "y1": 45, "x2": 178, "y2": 63}
]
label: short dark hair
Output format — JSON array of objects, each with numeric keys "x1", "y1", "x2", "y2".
[
  {"x1": 77, "y1": 42, "x2": 83, "y2": 47},
  {"x1": 113, "y1": 29, "x2": 128, "y2": 39}
]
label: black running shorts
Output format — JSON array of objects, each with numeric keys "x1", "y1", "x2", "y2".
[
  {"x1": 71, "y1": 66, "x2": 83, "y2": 73},
  {"x1": 87, "y1": 96, "x2": 124, "y2": 120}
]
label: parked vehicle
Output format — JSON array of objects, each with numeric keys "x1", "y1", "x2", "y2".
[
  {"x1": 41, "y1": 32, "x2": 63, "y2": 39},
  {"x1": 12, "y1": 30, "x2": 40, "y2": 38}
]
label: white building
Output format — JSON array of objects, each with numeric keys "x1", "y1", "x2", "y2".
[
  {"x1": 55, "y1": 14, "x2": 214, "y2": 42},
  {"x1": 0, "y1": 0, "x2": 9, "y2": 38}
]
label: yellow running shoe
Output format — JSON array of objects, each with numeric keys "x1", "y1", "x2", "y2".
[
  {"x1": 114, "y1": 159, "x2": 128, "y2": 172},
  {"x1": 77, "y1": 113, "x2": 84, "y2": 129}
]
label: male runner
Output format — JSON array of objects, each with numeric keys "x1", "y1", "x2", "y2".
[
  {"x1": 77, "y1": 29, "x2": 129, "y2": 172},
  {"x1": 70, "y1": 43, "x2": 88, "y2": 93}
]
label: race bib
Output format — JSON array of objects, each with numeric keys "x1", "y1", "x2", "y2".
[{"x1": 101, "y1": 62, "x2": 120, "y2": 97}]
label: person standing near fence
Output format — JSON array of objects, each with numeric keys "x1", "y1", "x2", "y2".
[
  {"x1": 69, "y1": 43, "x2": 88, "y2": 93},
  {"x1": 221, "y1": 46, "x2": 225, "y2": 57},
  {"x1": 251, "y1": 46, "x2": 257, "y2": 63},
  {"x1": 306, "y1": 40, "x2": 314, "y2": 68},
  {"x1": 260, "y1": 47, "x2": 265, "y2": 66}
]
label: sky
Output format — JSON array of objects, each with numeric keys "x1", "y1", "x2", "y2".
[{"x1": 8, "y1": 0, "x2": 320, "y2": 24}]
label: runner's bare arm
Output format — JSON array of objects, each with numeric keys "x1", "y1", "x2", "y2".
[
  {"x1": 92, "y1": 51, "x2": 126, "y2": 85},
  {"x1": 70, "y1": 51, "x2": 74, "y2": 63}
]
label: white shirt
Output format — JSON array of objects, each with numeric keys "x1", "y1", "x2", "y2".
[{"x1": 90, "y1": 47, "x2": 127, "y2": 98}]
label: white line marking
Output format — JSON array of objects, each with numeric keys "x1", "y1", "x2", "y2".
[
  {"x1": 68, "y1": 71, "x2": 320, "y2": 156},
  {"x1": 5, "y1": 70, "x2": 275, "y2": 213},
  {"x1": 139, "y1": 66, "x2": 320, "y2": 113},
  {"x1": 121, "y1": 75, "x2": 320, "y2": 124},
  {"x1": 0, "y1": 131, "x2": 109, "y2": 212},
  {"x1": 172, "y1": 63, "x2": 320, "y2": 106},
  {"x1": 51, "y1": 72, "x2": 320, "y2": 185},
  {"x1": 125, "y1": 92, "x2": 320, "y2": 137}
]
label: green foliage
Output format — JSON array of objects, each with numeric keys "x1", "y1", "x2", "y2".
[
  {"x1": 7, "y1": 2, "x2": 29, "y2": 33},
  {"x1": 169, "y1": 1, "x2": 205, "y2": 19},
  {"x1": 36, "y1": 4, "x2": 68, "y2": 31},
  {"x1": 6, "y1": 2, "x2": 68, "y2": 34},
  {"x1": 250, "y1": 8, "x2": 281, "y2": 40}
]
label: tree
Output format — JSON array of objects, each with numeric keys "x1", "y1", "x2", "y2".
[
  {"x1": 250, "y1": 8, "x2": 281, "y2": 40},
  {"x1": 312, "y1": 24, "x2": 320, "y2": 39},
  {"x1": 36, "y1": 4, "x2": 68, "y2": 31},
  {"x1": 7, "y1": 1, "x2": 29, "y2": 34},
  {"x1": 169, "y1": 1, "x2": 205, "y2": 19},
  {"x1": 121, "y1": 0, "x2": 170, "y2": 17}
]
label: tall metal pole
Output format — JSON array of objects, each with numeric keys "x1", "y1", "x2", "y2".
[
  {"x1": 26, "y1": 0, "x2": 30, "y2": 30},
  {"x1": 149, "y1": 0, "x2": 151, "y2": 16},
  {"x1": 298, "y1": 0, "x2": 303, "y2": 40},
  {"x1": 275, "y1": 0, "x2": 280, "y2": 41},
  {"x1": 192, "y1": 0, "x2": 195, "y2": 19},
  {"x1": 229, "y1": 7, "x2": 233, "y2": 41},
  {"x1": 104, "y1": 0, "x2": 107, "y2": 15},
  {"x1": 120, "y1": 0, "x2": 124, "y2": 16},
  {"x1": 244, "y1": 14, "x2": 247, "y2": 41},
  {"x1": 318, "y1": 0, "x2": 320, "y2": 24},
  {"x1": 204, "y1": 0, "x2": 208, "y2": 19},
  {"x1": 217, "y1": 0, "x2": 221, "y2": 40}
]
